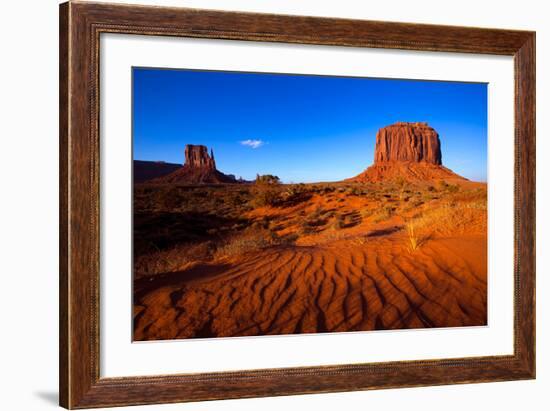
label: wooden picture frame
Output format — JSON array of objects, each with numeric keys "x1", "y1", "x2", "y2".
[{"x1": 59, "y1": 1, "x2": 535, "y2": 408}]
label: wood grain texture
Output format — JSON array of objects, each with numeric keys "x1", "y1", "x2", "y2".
[
  {"x1": 59, "y1": 2, "x2": 69, "y2": 407},
  {"x1": 59, "y1": 1, "x2": 535, "y2": 408},
  {"x1": 514, "y1": 34, "x2": 536, "y2": 375}
]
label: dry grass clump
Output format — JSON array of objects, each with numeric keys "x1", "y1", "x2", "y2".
[
  {"x1": 361, "y1": 208, "x2": 375, "y2": 219},
  {"x1": 278, "y1": 184, "x2": 313, "y2": 206},
  {"x1": 437, "y1": 180, "x2": 460, "y2": 193},
  {"x1": 447, "y1": 187, "x2": 486, "y2": 203},
  {"x1": 214, "y1": 235, "x2": 273, "y2": 259},
  {"x1": 134, "y1": 241, "x2": 214, "y2": 279},
  {"x1": 426, "y1": 201, "x2": 486, "y2": 236},
  {"x1": 250, "y1": 174, "x2": 282, "y2": 207},
  {"x1": 403, "y1": 193, "x2": 487, "y2": 252},
  {"x1": 372, "y1": 205, "x2": 394, "y2": 223},
  {"x1": 135, "y1": 223, "x2": 300, "y2": 278},
  {"x1": 214, "y1": 226, "x2": 296, "y2": 260},
  {"x1": 404, "y1": 219, "x2": 430, "y2": 252},
  {"x1": 300, "y1": 206, "x2": 327, "y2": 234},
  {"x1": 250, "y1": 185, "x2": 280, "y2": 207}
]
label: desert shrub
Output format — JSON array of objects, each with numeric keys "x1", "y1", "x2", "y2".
[
  {"x1": 282, "y1": 185, "x2": 302, "y2": 198},
  {"x1": 372, "y1": 205, "x2": 394, "y2": 223},
  {"x1": 134, "y1": 241, "x2": 214, "y2": 278},
  {"x1": 446, "y1": 183, "x2": 460, "y2": 193},
  {"x1": 250, "y1": 174, "x2": 282, "y2": 207},
  {"x1": 435, "y1": 180, "x2": 460, "y2": 194},
  {"x1": 394, "y1": 176, "x2": 406, "y2": 187},
  {"x1": 406, "y1": 220, "x2": 420, "y2": 251},
  {"x1": 343, "y1": 213, "x2": 356, "y2": 227},
  {"x1": 332, "y1": 214, "x2": 344, "y2": 230},
  {"x1": 214, "y1": 224, "x2": 302, "y2": 258},
  {"x1": 361, "y1": 208, "x2": 375, "y2": 218},
  {"x1": 393, "y1": 176, "x2": 409, "y2": 200},
  {"x1": 281, "y1": 233, "x2": 299, "y2": 244},
  {"x1": 347, "y1": 186, "x2": 361, "y2": 196},
  {"x1": 300, "y1": 207, "x2": 326, "y2": 234},
  {"x1": 250, "y1": 185, "x2": 280, "y2": 207},
  {"x1": 278, "y1": 184, "x2": 312, "y2": 206},
  {"x1": 159, "y1": 186, "x2": 183, "y2": 209},
  {"x1": 214, "y1": 237, "x2": 271, "y2": 259},
  {"x1": 300, "y1": 223, "x2": 316, "y2": 235},
  {"x1": 404, "y1": 218, "x2": 430, "y2": 252},
  {"x1": 229, "y1": 194, "x2": 247, "y2": 206},
  {"x1": 321, "y1": 185, "x2": 335, "y2": 194},
  {"x1": 255, "y1": 174, "x2": 280, "y2": 184},
  {"x1": 213, "y1": 227, "x2": 278, "y2": 259}
]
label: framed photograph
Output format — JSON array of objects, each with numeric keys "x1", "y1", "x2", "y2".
[{"x1": 59, "y1": 1, "x2": 535, "y2": 408}]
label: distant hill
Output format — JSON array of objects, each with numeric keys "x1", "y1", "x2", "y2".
[{"x1": 134, "y1": 160, "x2": 182, "y2": 183}]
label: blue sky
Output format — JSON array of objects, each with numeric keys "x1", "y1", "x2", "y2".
[{"x1": 133, "y1": 68, "x2": 487, "y2": 182}]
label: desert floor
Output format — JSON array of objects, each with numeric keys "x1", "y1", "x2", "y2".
[{"x1": 133, "y1": 180, "x2": 487, "y2": 340}]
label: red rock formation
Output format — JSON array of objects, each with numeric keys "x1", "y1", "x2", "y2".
[
  {"x1": 350, "y1": 122, "x2": 466, "y2": 183},
  {"x1": 374, "y1": 122, "x2": 442, "y2": 165},
  {"x1": 185, "y1": 145, "x2": 216, "y2": 170},
  {"x1": 150, "y1": 144, "x2": 237, "y2": 184}
]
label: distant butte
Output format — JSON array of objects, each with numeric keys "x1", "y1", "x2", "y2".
[
  {"x1": 349, "y1": 122, "x2": 466, "y2": 183},
  {"x1": 184, "y1": 144, "x2": 216, "y2": 170},
  {"x1": 150, "y1": 144, "x2": 237, "y2": 184}
]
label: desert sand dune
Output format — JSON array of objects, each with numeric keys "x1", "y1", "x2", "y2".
[{"x1": 134, "y1": 232, "x2": 486, "y2": 340}]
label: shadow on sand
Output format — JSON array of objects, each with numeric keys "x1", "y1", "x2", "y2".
[
  {"x1": 367, "y1": 225, "x2": 402, "y2": 238},
  {"x1": 134, "y1": 262, "x2": 233, "y2": 298}
]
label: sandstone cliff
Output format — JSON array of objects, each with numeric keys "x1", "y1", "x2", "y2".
[
  {"x1": 374, "y1": 122, "x2": 442, "y2": 165},
  {"x1": 184, "y1": 145, "x2": 216, "y2": 170}
]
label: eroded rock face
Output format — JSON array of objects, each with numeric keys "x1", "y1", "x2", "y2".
[
  {"x1": 374, "y1": 122, "x2": 442, "y2": 165},
  {"x1": 184, "y1": 144, "x2": 216, "y2": 170},
  {"x1": 349, "y1": 122, "x2": 466, "y2": 182},
  {"x1": 149, "y1": 144, "x2": 236, "y2": 184}
]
